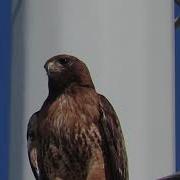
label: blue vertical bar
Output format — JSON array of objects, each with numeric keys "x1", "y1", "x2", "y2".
[
  {"x1": 0, "y1": 0, "x2": 11, "y2": 179},
  {"x1": 175, "y1": 1, "x2": 180, "y2": 171}
]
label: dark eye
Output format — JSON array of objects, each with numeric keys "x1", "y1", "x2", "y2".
[{"x1": 59, "y1": 58, "x2": 68, "y2": 65}]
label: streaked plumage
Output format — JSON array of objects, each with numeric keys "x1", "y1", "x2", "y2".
[{"x1": 27, "y1": 55, "x2": 128, "y2": 180}]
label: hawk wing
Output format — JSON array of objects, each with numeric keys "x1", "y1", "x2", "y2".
[
  {"x1": 98, "y1": 95, "x2": 128, "y2": 180},
  {"x1": 27, "y1": 112, "x2": 40, "y2": 180}
]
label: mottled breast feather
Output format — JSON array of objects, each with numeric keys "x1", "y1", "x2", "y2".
[
  {"x1": 27, "y1": 85, "x2": 128, "y2": 180},
  {"x1": 32, "y1": 86, "x2": 105, "y2": 180}
]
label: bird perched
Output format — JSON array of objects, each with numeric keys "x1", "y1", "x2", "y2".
[{"x1": 27, "y1": 55, "x2": 128, "y2": 180}]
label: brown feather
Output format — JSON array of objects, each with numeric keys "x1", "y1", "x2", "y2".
[
  {"x1": 97, "y1": 95, "x2": 129, "y2": 180},
  {"x1": 27, "y1": 55, "x2": 128, "y2": 180}
]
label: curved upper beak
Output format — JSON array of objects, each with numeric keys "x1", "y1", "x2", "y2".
[
  {"x1": 44, "y1": 62, "x2": 54, "y2": 73},
  {"x1": 44, "y1": 61, "x2": 64, "y2": 77},
  {"x1": 44, "y1": 62, "x2": 48, "y2": 72}
]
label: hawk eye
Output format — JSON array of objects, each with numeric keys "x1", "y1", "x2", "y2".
[{"x1": 59, "y1": 58, "x2": 68, "y2": 65}]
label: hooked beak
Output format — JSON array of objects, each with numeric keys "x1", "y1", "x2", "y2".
[
  {"x1": 44, "y1": 61, "x2": 64, "y2": 77},
  {"x1": 44, "y1": 62, "x2": 54, "y2": 73}
]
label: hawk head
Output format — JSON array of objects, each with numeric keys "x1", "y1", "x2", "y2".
[{"x1": 44, "y1": 54, "x2": 94, "y2": 93}]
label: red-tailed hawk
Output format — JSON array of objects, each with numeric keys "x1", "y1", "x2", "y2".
[{"x1": 27, "y1": 55, "x2": 128, "y2": 180}]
